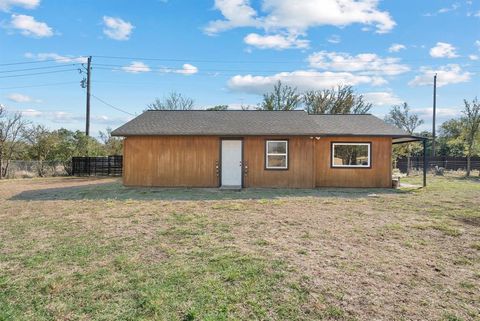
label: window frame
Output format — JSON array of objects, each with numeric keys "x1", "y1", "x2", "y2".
[
  {"x1": 265, "y1": 140, "x2": 289, "y2": 170},
  {"x1": 331, "y1": 142, "x2": 372, "y2": 169}
]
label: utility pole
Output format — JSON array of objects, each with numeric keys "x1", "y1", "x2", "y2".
[
  {"x1": 85, "y1": 56, "x2": 92, "y2": 136},
  {"x1": 432, "y1": 73, "x2": 437, "y2": 157}
]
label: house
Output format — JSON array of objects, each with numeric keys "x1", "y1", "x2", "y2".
[{"x1": 111, "y1": 110, "x2": 420, "y2": 188}]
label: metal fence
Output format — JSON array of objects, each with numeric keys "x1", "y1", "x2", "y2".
[
  {"x1": 396, "y1": 156, "x2": 480, "y2": 173},
  {"x1": 71, "y1": 156, "x2": 122, "y2": 176}
]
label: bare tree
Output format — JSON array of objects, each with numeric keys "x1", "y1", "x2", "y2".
[
  {"x1": 304, "y1": 85, "x2": 372, "y2": 114},
  {"x1": 0, "y1": 106, "x2": 29, "y2": 178},
  {"x1": 260, "y1": 81, "x2": 302, "y2": 111},
  {"x1": 147, "y1": 92, "x2": 194, "y2": 110},
  {"x1": 384, "y1": 102, "x2": 424, "y2": 175},
  {"x1": 461, "y1": 97, "x2": 480, "y2": 177}
]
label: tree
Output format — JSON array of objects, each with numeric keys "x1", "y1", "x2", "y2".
[
  {"x1": 49, "y1": 129, "x2": 105, "y2": 175},
  {"x1": 461, "y1": 97, "x2": 480, "y2": 177},
  {"x1": 384, "y1": 103, "x2": 424, "y2": 175},
  {"x1": 206, "y1": 105, "x2": 228, "y2": 111},
  {"x1": 260, "y1": 81, "x2": 302, "y2": 111},
  {"x1": 0, "y1": 106, "x2": 29, "y2": 179},
  {"x1": 437, "y1": 119, "x2": 466, "y2": 157},
  {"x1": 99, "y1": 127, "x2": 123, "y2": 155},
  {"x1": 304, "y1": 85, "x2": 372, "y2": 114},
  {"x1": 147, "y1": 92, "x2": 194, "y2": 110},
  {"x1": 26, "y1": 125, "x2": 60, "y2": 176}
]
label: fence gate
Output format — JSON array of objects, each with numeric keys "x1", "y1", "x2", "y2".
[{"x1": 71, "y1": 156, "x2": 123, "y2": 176}]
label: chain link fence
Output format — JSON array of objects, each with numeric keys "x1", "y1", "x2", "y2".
[{"x1": 2, "y1": 160, "x2": 67, "y2": 179}]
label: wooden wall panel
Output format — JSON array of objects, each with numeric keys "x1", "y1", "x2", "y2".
[
  {"x1": 243, "y1": 136, "x2": 315, "y2": 188},
  {"x1": 123, "y1": 135, "x2": 393, "y2": 188},
  {"x1": 123, "y1": 136, "x2": 219, "y2": 187},
  {"x1": 315, "y1": 136, "x2": 392, "y2": 188}
]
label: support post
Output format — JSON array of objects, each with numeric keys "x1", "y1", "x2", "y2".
[
  {"x1": 432, "y1": 74, "x2": 437, "y2": 157},
  {"x1": 85, "y1": 56, "x2": 92, "y2": 137},
  {"x1": 423, "y1": 139, "x2": 427, "y2": 187}
]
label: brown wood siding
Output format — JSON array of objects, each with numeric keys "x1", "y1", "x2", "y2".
[
  {"x1": 243, "y1": 136, "x2": 315, "y2": 188},
  {"x1": 123, "y1": 136, "x2": 219, "y2": 187},
  {"x1": 315, "y1": 136, "x2": 392, "y2": 188}
]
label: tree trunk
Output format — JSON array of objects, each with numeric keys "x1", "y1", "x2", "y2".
[{"x1": 466, "y1": 155, "x2": 471, "y2": 177}]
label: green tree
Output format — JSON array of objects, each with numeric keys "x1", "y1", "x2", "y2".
[
  {"x1": 26, "y1": 125, "x2": 60, "y2": 176},
  {"x1": 461, "y1": 97, "x2": 480, "y2": 176},
  {"x1": 50, "y1": 129, "x2": 105, "y2": 175},
  {"x1": 304, "y1": 85, "x2": 372, "y2": 114},
  {"x1": 147, "y1": 92, "x2": 194, "y2": 110},
  {"x1": 260, "y1": 81, "x2": 302, "y2": 111},
  {"x1": 384, "y1": 103, "x2": 424, "y2": 175},
  {"x1": 437, "y1": 119, "x2": 466, "y2": 157}
]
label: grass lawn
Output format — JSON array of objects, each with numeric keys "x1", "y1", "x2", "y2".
[{"x1": 0, "y1": 175, "x2": 479, "y2": 321}]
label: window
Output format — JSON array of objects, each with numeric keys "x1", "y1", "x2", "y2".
[
  {"x1": 266, "y1": 140, "x2": 288, "y2": 169},
  {"x1": 332, "y1": 143, "x2": 371, "y2": 168}
]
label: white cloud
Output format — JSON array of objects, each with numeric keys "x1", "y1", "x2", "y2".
[
  {"x1": 429, "y1": 42, "x2": 459, "y2": 58},
  {"x1": 413, "y1": 107, "x2": 460, "y2": 118},
  {"x1": 409, "y1": 64, "x2": 472, "y2": 87},
  {"x1": 0, "y1": 0, "x2": 39, "y2": 11},
  {"x1": 469, "y1": 54, "x2": 479, "y2": 61},
  {"x1": 244, "y1": 33, "x2": 309, "y2": 49},
  {"x1": 204, "y1": 0, "x2": 260, "y2": 35},
  {"x1": 24, "y1": 52, "x2": 88, "y2": 63},
  {"x1": 7, "y1": 93, "x2": 40, "y2": 103},
  {"x1": 424, "y1": 3, "x2": 460, "y2": 16},
  {"x1": 205, "y1": 0, "x2": 395, "y2": 38},
  {"x1": 161, "y1": 63, "x2": 199, "y2": 75},
  {"x1": 228, "y1": 70, "x2": 386, "y2": 95},
  {"x1": 388, "y1": 43, "x2": 406, "y2": 53},
  {"x1": 9, "y1": 14, "x2": 53, "y2": 37},
  {"x1": 327, "y1": 34, "x2": 341, "y2": 44},
  {"x1": 102, "y1": 16, "x2": 134, "y2": 41},
  {"x1": 363, "y1": 92, "x2": 402, "y2": 106},
  {"x1": 476, "y1": 40, "x2": 480, "y2": 50},
  {"x1": 308, "y1": 51, "x2": 410, "y2": 76},
  {"x1": 121, "y1": 61, "x2": 151, "y2": 73},
  {"x1": 19, "y1": 108, "x2": 42, "y2": 117}
]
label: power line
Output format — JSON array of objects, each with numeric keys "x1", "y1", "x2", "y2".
[
  {"x1": 0, "y1": 63, "x2": 82, "y2": 74},
  {"x1": 0, "y1": 69, "x2": 79, "y2": 79},
  {"x1": 90, "y1": 93, "x2": 135, "y2": 116},
  {"x1": 0, "y1": 81, "x2": 80, "y2": 90},
  {"x1": 91, "y1": 63, "x2": 420, "y2": 74},
  {"x1": 92, "y1": 54, "x2": 480, "y2": 64},
  {"x1": 0, "y1": 57, "x2": 88, "y2": 66}
]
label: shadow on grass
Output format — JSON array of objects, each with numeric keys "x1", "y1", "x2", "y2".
[{"x1": 10, "y1": 180, "x2": 408, "y2": 201}]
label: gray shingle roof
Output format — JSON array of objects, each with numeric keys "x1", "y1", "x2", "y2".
[{"x1": 111, "y1": 110, "x2": 409, "y2": 137}]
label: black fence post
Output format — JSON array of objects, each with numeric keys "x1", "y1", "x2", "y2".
[{"x1": 423, "y1": 140, "x2": 427, "y2": 187}]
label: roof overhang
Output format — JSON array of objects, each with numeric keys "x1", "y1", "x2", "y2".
[{"x1": 392, "y1": 135, "x2": 429, "y2": 144}]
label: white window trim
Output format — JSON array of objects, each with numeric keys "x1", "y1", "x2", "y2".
[
  {"x1": 331, "y1": 142, "x2": 371, "y2": 168},
  {"x1": 266, "y1": 140, "x2": 288, "y2": 169}
]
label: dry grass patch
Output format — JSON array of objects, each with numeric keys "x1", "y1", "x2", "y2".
[{"x1": 0, "y1": 175, "x2": 479, "y2": 320}]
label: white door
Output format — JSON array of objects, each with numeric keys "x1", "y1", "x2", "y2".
[{"x1": 221, "y1": 140, "x2": 242, "y2": 187}]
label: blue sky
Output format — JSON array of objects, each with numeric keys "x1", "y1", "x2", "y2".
[{"x1": 1, "y1": 0, "x2": 479, "y2": 136}]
